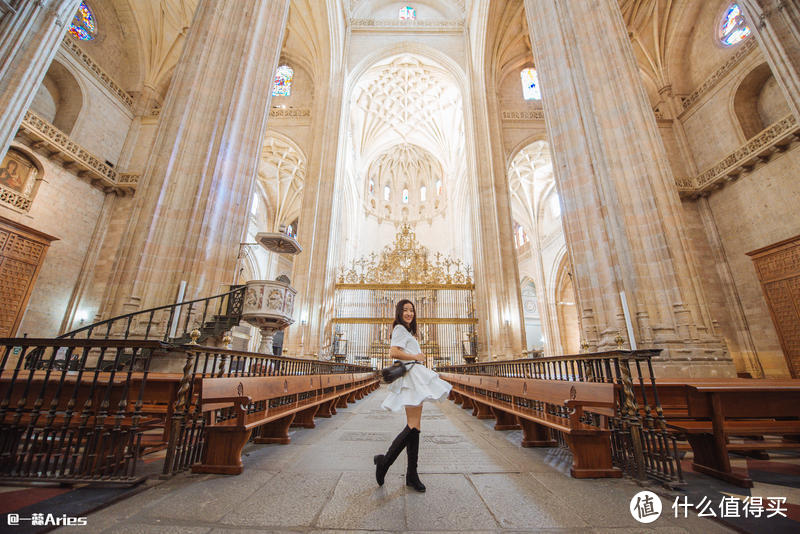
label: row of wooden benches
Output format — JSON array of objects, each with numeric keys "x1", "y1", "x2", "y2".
[
  {"x1": 440, "y1": 373, "x2": 800, "y2": 487},
  {"x1": 0, "y1": 371, "x2": 380, "y2": 479},
  {"x1": 439, "y1": 373, "x2": 622, "y2": 479},
  {"x1": 193, "y1": 372, "x2": 381, "y2": 474}
]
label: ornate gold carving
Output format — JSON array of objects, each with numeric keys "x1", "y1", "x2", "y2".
[
  {"x1": 337, "y1": 224, "x2": 472, "y2": 285},
  {"x1": 0, "y1": 149, "x2": 38, "y2": 212},
  {"x1": 331, "y1": 317, "x2": 477, "y2": 324},
  {"x1": 681, "y1": 38, "x2": 757, "y2": 113},
  {"x1": 61, "y1": 36, "x2": 134, "y2": 111}
]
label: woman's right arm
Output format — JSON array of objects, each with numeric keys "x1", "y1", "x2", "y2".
[{"x1": 390, "y1": 346, "x2": 417, "y2": 361}]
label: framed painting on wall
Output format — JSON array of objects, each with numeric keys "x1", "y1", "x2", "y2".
[{"x1": 0, "y1": 149, "x2": 40, "y2": 212}]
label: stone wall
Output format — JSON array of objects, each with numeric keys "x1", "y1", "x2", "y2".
[
  {"x1": 1, "y1": 144, "x2": 105, "y2": 337},
  {"x1": 705, "y1": 145, "x2": 800, "y2": 376}
]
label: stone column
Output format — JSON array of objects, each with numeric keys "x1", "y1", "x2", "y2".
[
  {"x1": 524, "y1": 0, "x2": 733, "y2": 377},
  {"x1": 739, "y1": 0, "x2": 800, "y2": 123},
  {"x1": 466, "y1": 14, "x2": 526, "y2": 359},
  {"x1": 0, "y1": 0, "x2": 81, "y2": 162},
  {"x1": 108, "y1": 0, "x2": 289, "y2": 317}
]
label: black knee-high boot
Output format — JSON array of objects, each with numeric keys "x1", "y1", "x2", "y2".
[
  {"x1": 405, "y1": 427, "x2": 426, "y2": 492},
  {"x1": 374, "y1": 425, "x2": 412, "y2": 486}
]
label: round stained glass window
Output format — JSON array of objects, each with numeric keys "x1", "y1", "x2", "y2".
[
  {"x1": 719, "y1": 3, "x2": 751, "y2": 46},
  {"x1": 69, "y1": 2, "x2": 97, "y2": 41}
]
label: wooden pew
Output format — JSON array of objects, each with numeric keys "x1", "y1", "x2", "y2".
[
  {"x1": 192, "y1": 372, "x2": 378, "y2": 475},
  {"x1": 660, "y1": 380, "x2": 800, "y2": 487},
  {"x1": 440, "y1": 373, "x2": 621, "y2": 479}
]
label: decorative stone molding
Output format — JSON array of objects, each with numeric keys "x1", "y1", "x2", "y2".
[
  {"x1": 16, "y1": 110, "x2": 136, "y2": 194},
  {"x1": 60, "y1": 36, "x2": 134, "y2": 111},
  {"x1": 269, "y1": 108, "x2": 311, "y2": 119},
  {"x1": 678, "y1": 114, "x2": 799, "y2": 198},
  {"x1": 117, "y1": 173, "x2": 140, "y2": 186},
  {"x1": 681, "y1": 38, "x2": 757, "y2": 114},
  {"x1": 502, "y1": 110, "x2": 545, "y2": 121},
  {"x1": 350, "y1": 18, "x2": 463, "y2": 31}
]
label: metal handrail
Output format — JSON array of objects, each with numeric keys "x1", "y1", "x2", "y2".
[{"x1": 58, "y1": 286, "x2": 246, "y2": 342}]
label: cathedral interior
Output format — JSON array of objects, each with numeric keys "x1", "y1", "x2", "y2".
[{"x1": 0, "y1": 0, "x2": 799, "y2": 532}]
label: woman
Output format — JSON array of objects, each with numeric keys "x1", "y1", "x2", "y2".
[{"x1": 374, "y1": 299, "x2": 452, "y2": 492}]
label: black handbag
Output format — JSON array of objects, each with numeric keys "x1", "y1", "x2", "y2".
[{"x1": 381, "y1": 361, "x2": 417, "y2": 383}]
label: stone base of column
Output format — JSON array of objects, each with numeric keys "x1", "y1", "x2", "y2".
[{"x1": 647, "y1": 342, "x2": 737, "y2": 379}]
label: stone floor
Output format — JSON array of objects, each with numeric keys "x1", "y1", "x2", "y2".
[{"x1": 57, "y1": 385, "x2": 736, "y2": 533}]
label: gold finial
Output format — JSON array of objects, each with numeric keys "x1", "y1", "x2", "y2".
[
  {"x1": 189, "y1": 328, "x2": 201, "y2": 345},
  {"x1": 222, "y1": 332, "x2": 232, "y2": 346},
  {"x1": 580, "y1": 340, "x2": 590, "y2": 353},
  {"x1": 614, "y1": 331, "x2": 625, "y2": 348}
]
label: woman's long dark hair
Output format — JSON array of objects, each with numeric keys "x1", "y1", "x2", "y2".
[{"x1": 393, "y1": 299, "x2": 417, "y2": 336}]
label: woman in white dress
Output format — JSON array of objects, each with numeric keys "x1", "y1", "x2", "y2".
[{"x1": 374, "y1": 299, "x2": 452, "y2": 492}]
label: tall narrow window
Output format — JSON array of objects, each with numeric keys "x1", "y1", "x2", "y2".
[
  {"x1": 250, "y1": 195, "x2": 259, "y2": 217},
  {"x1": 399, "y1": 6, "x2": 416, "y2": 20},
  {"x1": 719, "y1": 4, "x2": 751, "y2": 46},
  {"x1": 420, "y1": 185, "x2": 427, "y2": 202},
  {"x1": 521, "y1": 68, "x2": 541, "y2": 100},
  {"x1": 383, "y1": 185, "x2": 391, "y2": 201},
  {"x1": 550, "y1": 194, "x2": 561, "y2": 217},
  {"x1": 436, "y1": 179, "x2": 442, "y2": 196},
  {"x1": 70, "y1": 2, "x2": 97, "y2": 41},
  {"x1": 272, "y1": 65, "x2": 293, "y2": 96},
  {"x1": 402, "y1": 188, "x2": 409, "y2": 204},
  {"x1": 369, "y1": 179, "x2": 375, "y2": 195}
]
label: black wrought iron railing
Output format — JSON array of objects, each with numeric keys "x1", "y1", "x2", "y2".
[
  {"x1": 0, "y1": 337, "x2": 375, "y2": 484},
  {"x1": 59, "y1": 285, "x2": 246, "y2": 343},
  {"x1": 437, "y1": 350, "x2": 683, "y2": 486}
]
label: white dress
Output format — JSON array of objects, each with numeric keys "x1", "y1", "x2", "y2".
[{"x1": 381, "y1": 325, "x2": 453, "y2": 412}]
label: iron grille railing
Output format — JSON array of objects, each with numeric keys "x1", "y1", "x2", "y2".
[
  {"x1": 0, "y1": 337, "x2": 374, "y2": 484},
  {"x1": 437, "y1": 350, "x2": 683, "y2": 486},
  {"x1": 59, "y1": 285, "x2": 246, "y2": 342}
]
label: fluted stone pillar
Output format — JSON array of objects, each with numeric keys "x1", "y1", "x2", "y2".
[
  {"x1": 109, "y1": 0, "x2": 289, "y2": 316},
  {"x1": 524, "y1": 0, "x2": 733, "y2": 377},
  {"x1": 739, "y1": 0, "x2": 800, "y2": 123},
  {"x1": 0, "y1": 0, "x2": 81, "y2": 162}
]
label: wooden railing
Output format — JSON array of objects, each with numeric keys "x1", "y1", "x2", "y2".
[
  {"x1": 0, "y1": 338, "x2": 376, "y2": 484},
  {"x1": 437, "y1": 350, "x2": 683, "y2": 485}
]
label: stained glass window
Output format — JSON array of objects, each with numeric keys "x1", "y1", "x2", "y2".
[
  {"x1": 399, "y1": 6, "x2": 416, "y2": 20},
  {"x1": 521, "y1": 68, "x2": 541, "y2": 100},
  {"x1": 402, "y1": 188, "x2": 409, "y2": 203},
  {"x1": 69, "y1": 2, "x2": 97, "y2": 41},
  {"x1": 272, "y1": 65, "x2": 293, "y2": 96},
  {"x1": 420, "y1": 186, "x2": 426, "y2": 202},
  {"x1": 384, "y1": 185, "x2": 391, "y2": 201},
  {"x1": 719, "y1": 4, "x2": 751, "y2": 46},
  {"x1": 369, "y1": 179, "x2": 374, "y2": 195},
  {"x1": 436, "y1": 179, "x2": 442, "y2": 196}
]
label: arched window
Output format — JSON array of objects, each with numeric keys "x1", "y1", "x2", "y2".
[
  {"x1": 436, "y1": 179, "x2": 442, "y2": 196},
  {"x1": 250, "y1": 195, "x2": 259, "y2": 217},
  {"x1": 521, "y1": 68, "x2": 541, "y2": 100},
  {"x1": 69, "y1": 2, "x2": 97, "y2": 41},
  {"x1": 383, "y1": 185, "x2": 391, "y2": 201},
  {"x1": 272, "y1": 65, "x2": 293, "y2": 96},
  {"x1": 369, "y1": 179, "x2": 375, "y2": 195},
  {"x1": 513, "y1": 222, "x2": 528, "y2": 247},
  {"x1": 420, "y1": 185, "x2": 427, "y2": 202},
  {"x1": 719, "y1": 3, "x2": 751, "y2": 46},
  {"x1": 402, "y1": 188, "x2": 409, "y2": 204},
  {"x1": 550, "y1": 194, "x2": 561, "y2": 217},
  {"x1": 399, "y1": 6, "x2": 416, "y2": 20}
]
